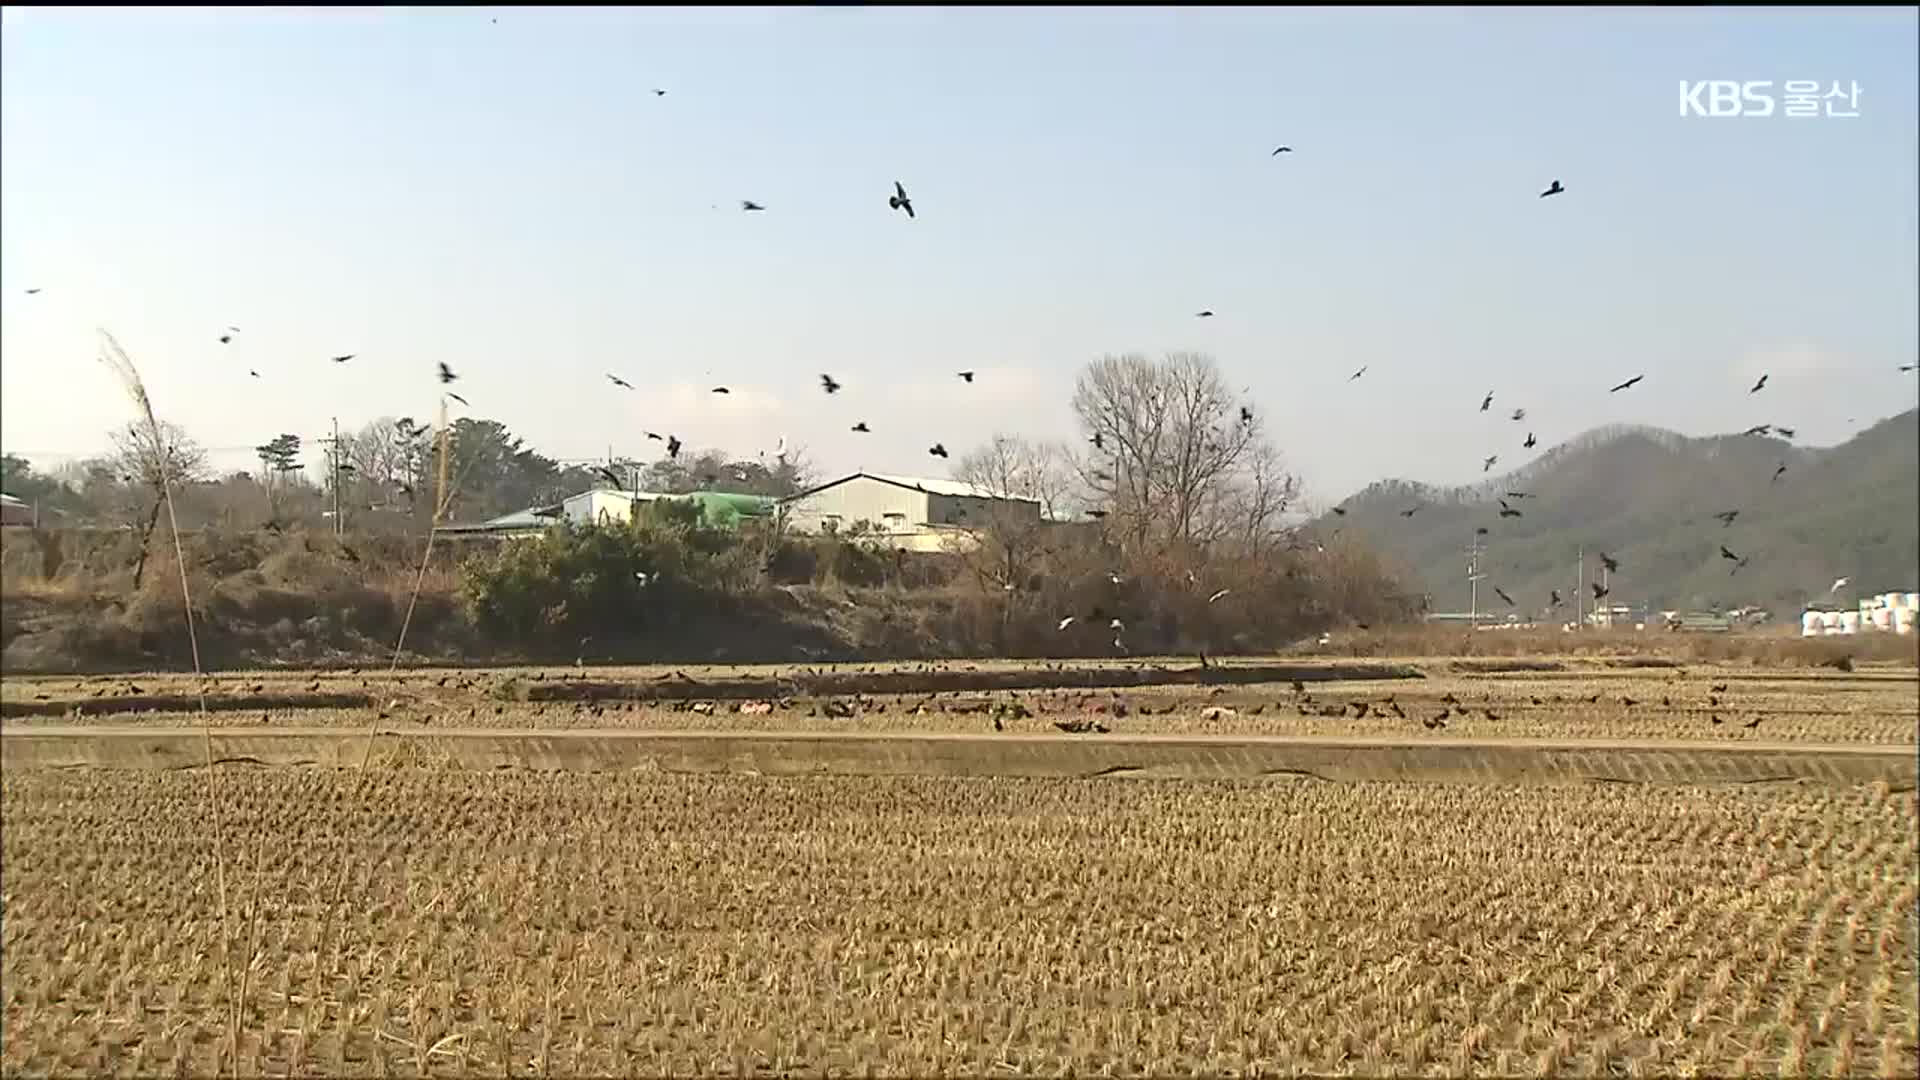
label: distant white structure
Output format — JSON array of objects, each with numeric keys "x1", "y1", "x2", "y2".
[
  {"x1": 781, "y1": 472, "x2": 1042, "y2": 553},
  {"x1": 1803, "y1": 590, "x2": 1917, "y2": 636}
]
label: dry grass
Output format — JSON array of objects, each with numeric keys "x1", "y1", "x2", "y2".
[
  {"x1": 7, "y1": 666, "x2": 1914, "y2": 746},
  {"x1": 1304, "y1": 624, "x2": 1920, "y2": 667},
  {"x1": 3, "y1": 769, "x2": 1914, "y2": 1077}
]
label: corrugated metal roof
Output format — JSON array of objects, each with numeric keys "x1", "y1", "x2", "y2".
[
  {"x1": 0, "y1": 493, "x2": 24, "y2": 506},
  {"x1": 790, "y1": 471, "x2": 1038, "y2": 503}
]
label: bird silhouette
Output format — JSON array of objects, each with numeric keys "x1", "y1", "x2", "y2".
[
  {"x1": 957, "y1": 371, "x2": 975, "y2": 383},
  {"x1": 1540, "y1": 180, "x2": 1565, "y2": 198},
  {"x1": 1505, "y1": 491, "x2": 1532, "y2": 499},
  {"x1": 248, "y1": 370, "x2": 260, "y2": 378},
  {"x1": 740, "y1": 200, "x2": 766, "y2": 212},
  {"x1": 1750, "y1": 374, "x2": 1768, "y2": 393},
  {"x1": 1523, "y1": 432, "x2": 1538, "y2": 449},
  {"x1": 437, "y1": 362, "x2": 456, "y2": 383},
  {"x1": 888, "y1": 180, "x2": 915, "y2": 219},
  {"x1": 1498, "y1": 500, "x2": 1522, "y2": 518},
  {"x1": 1510, "y1": 408, "x2": 1526, "y2": 422},
  {"x1": 594, "y1": 465, "x2": 622, "y2": 487},
  {"x1": 645, "y1": 431, "x2": 664, "y2": 441},
  {"x1": 1196, "y1": 310, "x2": 1216, "y2": 318},
  {"x1": 1207, "y1": 588, "x2": 1231, "y2": 603},
  {"x1": 1331, "y1": 506, "x2": 1347, "y2": 516},
  {"x1": 1772, "y1": 462, "x2": 1788, "y2": 483},
  {"x1": 652, "y1": 88, "x2": 666, "y2": 97},
  {"x1": 1599, "y1": 552, "x2": 1619, "y2": 574},
  {"x1": 1239, "y1": 406, "x2": 1254, "y2": 424},
  {"x1": 711, "y1": 386, "x2": 730, "y2": 394},
  {"x1": 1271, "y1": 146, "x2": 1293, "y2": 155},
  {"x1": 666, "y1": 436, "x2": 683, "y2": 459},
  {"x1": 1475, "y1": 526, "x2": 1489, "y2": 535},
  {"x1": 219, "y1": 333, "x2": 233, "y2": 345},
  {"x1": 1483, "y1": 454, "x2": 1499, "y2": 473},
  {"x1": 608, "y1": 374, "x2": 634, "y2": 389},
  {"x1": 1349, "y1": 366, "x2": 1367, "y2": 382},
  {"x1": 820, "y1": 374, "x2": 842, "y2": 394},
  {"x1": 1493, "y1": 586, "x2": 1515, "y2": 606},
  {"x1": 23, "y1": 288, "x2": 41, "y2": 295},
  {"x1": 1400, "y1": 506, "x2": 1422, "y2": 518},
  {"x1": 1713, "y1": 509, "x2": 1740, "y2": 527},
  {"x1": 1719, "y1": 545, "x2": 1742, "y2": 563},
  {"x1": 929, "y1": 443, "x2": 949, "y2": 458},
  {"x1": 447, "y1": 392, "x2": 469, "y2": 406},
  {"x1": 1774, "y1": 426, "x2": 1796, "y2": 439},
  {"x1": 1480, "y1": 391, "x2": 1494, "y2": 412},
  {"x1": 332, "y1": 354, "x2": 355, "y2": 364},
  {"x1": 1742, "y1": 424, "x2": 1772, "y2": 437},
  {"x1": 1902, "y1": 363, "x2": 1918, "y2": 373},
  {"x1": 1550, "y1": 589, "x2": 1564, "y2": 607},
  {"x1": 1592, "y1": 582, "x2": 1610, "y2": 600},
  {"x1": 851, "y1": 422, "x2": 871, "y2": 433},
  {"x1": 1609, "y1": 375, "x2": 1644, "y2": 393}
]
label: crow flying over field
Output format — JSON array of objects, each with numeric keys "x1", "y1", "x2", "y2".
[
  {"x1": 1498, "y1": 502, "x2": 1522, "y2": 519},
  {"x1": 23, "y1": 288, "x2": 40, "y2": 294},
  {"x1": 1540, "y1": 180, "x2": 1564, "y2": 198},
  {"x1": 1609, "y1": 375, "x2": 1643, "y2": 393},
  {"x1": 447, "y1": 392, "x2": 469, "y2": 406},
  {"x1": 1902, "y1": 363, "x2": 1919, "y2": 373},
  {"x1": 645, "y1": 431, "x2": 663, "y2": 441},
  {"x1": 1742, "y1": 424, "x2": 1772, "y2": 437},
  {"x1": 1599, "y1": 552, "x2": 1619, "y2": 574},
  {"x1": 1349, "y1": 366, "x2": 1367, "y2": 382},
  {"x1": 1713, "y1": 509, "x2": 1740, "y2": 527},
  {"x1": 248, "y1": 369, "x2": 259, "y2": 378},
  {"x1": 851, "y1": 422, "x2": 870, "y2": 433},
  {"x1": 928, "y1": 443, "x2": 949, "y2": 458},
  {"x1": 888, "y1": 181, "x2": 915, "y2": 219},
  {"x1": 1196, "y1": 310, "x2": 1215, "y2": 318},
  {"x1": 1480, "y1": 391, "x2": 1494, "y2": 412},
  {"x1": 1483, "y1": 454, "x2": 1498, "y2": 473},
  {"x1": 608, "y1": 374, "x2": 633, "y2": 389},
  {"x1": 1240, "y1": 406, "x2": 1254, "y2": 424},
  {"x1": 1523, "y1": 432, "x2": 1537, "y2": 449},
  {"x1": 740, "y1": 200, "x2": 765, "y2": 211},
  {"x1": 332, "y1": 354, "x2": 354, "y2": 364},
  {"x1": 1511, "y1": 408, "x2": 1526, "y2": 422},
  {"x1": 219, "y1": 333, "x2": 234, "y2": 345},
  {"x1": 1772, "y1": 462, "x2": 1788, "y2": 483},
  {"x1": 1505, "y1": 491, "x2": 1531, "y2": 499},
  {"x1": 1592, "y1": 582, "x2": 1610, "y2": 600},
  {"x1": 1475, "y1": 526, "x2": 1489, "y2": 535},
  {"x1": 820, "y1": 373, "x2": 842, "y2": 394},
  {"x1": 1774, "y1": 426, "x2": 1796, "y2": 439},
  {"x1": 1271, "y1": 146, "x2": 1293, "y2": 155},
  {"x1": 1550, "y1": 589, "x2": 1564, "y2": 607},
  {"x1": 594, "y1": 465, "x2": 622, "y2": 487},
  {"x1": 1331, "y1": 506, "x2": 1347, "y2": 516},
  {"x1": 437, "y1": 362, "x2": 456, "y2": 383},
  {"x1": 711, "y1": 386, "x2": 730, "y2": 394},
  {"x1": 666, "y1": 436, "x2": 682, "y2": 459},
  {"x1": 1400, "y1": 505, "x2": 1421, "y2": 517},
  {"x1": 1750, "y1": 374, "x2": 1768, "y2": 393},
  {"x1": 957, "y1": 371, "x2": 975, "y2": 383},
  {"x1": 1719, "y1": 545, "x2": 1742, "y2": 564},
  {"x1": 1493, "y1": 586, "x2": 1515, "y2": 606}
]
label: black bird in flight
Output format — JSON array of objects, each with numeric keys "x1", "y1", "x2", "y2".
[
  {"x1": 652, "y1": 88, "x2": 667, "y2": 97},
  {"x1": 594, "y1": 465, "x2": 622, "y2": 487},
  {"x1": 711, "y1": 386, "x2": 730, "y2": 394},
  {"x1": 1090, "y1": 432, "x2": 1104, "y2": 450},
  {"x1": 1599, "y1": 552, "x2": 1619, "y2": 574},
  {"x1": 1331, "y1": 506, "x2": 1347, "y2": 516},
  {"x1": 1196, "y1": 310, "x2": 1216, "y2": 318},
  {"x1": 851, "y1": 422, "x2": 870, "y2": 433},
  {"x1": 219, "y1": 333, "x2": 234, "y2": 345},
  {"x1": 332, "y1": 354, "x2": 355, "y2": 364},
  {"x1": 928, "y1": 443, "x2": 949, "y2": 458},
  {"x1": 1400, "y1": 505, "x2": 1422, "y2": 518},
  {"x1": 1498, "y1": 500, "x2": 1522, "y2": 519},
  {"x1": 248, "y1": 370, "x2": 260, "y2": 378},
  {"x1": 1510, "y1": 408, "x2": 1526, "y2": 422},
  {"x1": 957, "y1": 371, "x2": 975, "y2": 383},
  {"x1": 1239, "y1": 406, "x2": 1254, "y2": 424},
  {"x1": 1271, "y1": 146, "x2": 1293, "y2": 155},
  {"x1": 447, "y1": 392, "x2": 469, "y2": 406},
  {"x1": 1750, "y1": 374, "x2": 1768, "y2": 393},
  {"x1": 1505, "y1": 491, "x2": 1531, "y2": 499},
  {"x1": 1540, "y1": 179, "x2": 1564, "y2": 198},
  {"x1": 1349, "y1": 366, "x2": 1367, "y2": 382},
  {"x1": 1742, "y1": 424, "x2": 1772, "y2": 437},
  {"x1": 1771, "y1": 462, "x2": 1788, "y2": 483},
  {"x1": 1493, "y1": 586, "x2": 1516, "y2": 607},
  {"x1": 740, "y1": 200, "x2": 766, "y2": 212},
  {"x1": 888, "y1": 180, "x2": 915, "y2": 219},
  {"x1": 437, "y1": 362, "x2": 456, "y2": 383},
  {"x1": 1609, "y1": 375, "x2": 1644, "y2": 393},
  {"x1": 666, "y1": 435, "x2": 683, "y2": 459},
  {"x1": 1550, "y1": 589, "x2": 1564, "y2": 607},
  {"x1": 645, "y1": 431, "x2": 664, "y2": 441},
  {"x1": 23, "y1": 288, "x2": 41, "y2": 294},
  {"x1": 1718, "y1": 544, "x2": 1743, "y2": 564},
  {"x1": 1902, "y1": 363, "x2": 1918, "y2": 372},
  {"x1": 1523, "y1": 432, "x2": 1537, "y2": 449},
  {"x1": 1480, "y1": 391, "x2": 1494, "y2": 412},
  {"x1": 1712, "y1": 509, "x2": 1740, "y2": 527},
  {"x1": 608, "y1": 374, "x2": 634, "y2": 389},
  {"x1": 1592, "y1": 582, "x2": 1610, "y2": 600},
  {"x1": 820, "y1": 373, "x2": 842, "y2": 394},
  {"x1": 1475, "y1": 526, "x2": 1489, "y2": 536},
  {"x1": 1774, "y1": 426, "x2": 1796, "y2": 439},
  {"x1": 1483, "y1": 454, "x2": 1499, "y2": 473}
]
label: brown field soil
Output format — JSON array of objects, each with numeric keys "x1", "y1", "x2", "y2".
[
  {"x1": 3, "y1": 769, "x2": 1916, "y2": 1077},
  {"x1": 6, "y1": 662, "x2": 1913, "y2": 747}
]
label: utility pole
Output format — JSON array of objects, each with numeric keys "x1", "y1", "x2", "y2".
[
  {"x1": 435, "y1": 399, "x2": 451, "y2": 525},
  {"x1": 318, "y1": 417, "x2": 344, "y2": 538},
  {"x1": 1576, "y1": 544, "x2": 1585, "y2": 629},
  {"x1": 1466, "y1": 530, "x2": 1485, "y2": 627}
]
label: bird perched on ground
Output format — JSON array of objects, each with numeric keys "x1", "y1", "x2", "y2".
[
  {"x1": 1483, "y1": 454, "x2": 1499, "y2": 473},
  {"x1": 608, "y1": 374, "x2": 633, "y2": 389},
  {"x1": 1481, "y1": 391, "x2": 1494, "y2": 412},
  {"x1": 1493, "y1": 586, "x2": 1516, "y2": 606},
  {"x1": 1271, "y1": 146, "x2": 1293, "y2": 155},
  {"x1": 1349, "y1": 366, "x2": 1367, "y2": 382},
  {"x1": 437, "y1": 362, "x2": 456, "y2": 383},
  {"x1": 820, "y1": 373, "x2": 842, "y2": 394},
  {"x1": 1750, "y1": 374, "x2": 1768, "y2": 393},
  {"x1": 332, "y1": 354, "x2": 355, "y2": 364},
  {"x1": 1424, "y1": 711, "x2": 1449, "y2": 730},
  {"x1": 928, "y1": 444, "x2": 949, "y2": 458},
  {"x1": 957, "y1": 371, "x2": 975, "y2": 383},
  {"x1": 1086, "y1": 509, "x2": 1108, "y2": 519},
  {"x1": 1713, "y1": 509, "x2": 1740, "y2": 527},
  {"x1": 888, "y1": 180, "x2": 915, "y2": 219},
  {"x1": 1523, "y1": 432, "x2": 1537, "y2": 449},
  {"x1": 851, "y1": 422, "x2": 871, "y2": 433},
  {"x1": 1540, "y1": 180, "x2": 1564, "y2": 198},
  {"x1": 1609, "y1": 375, "x2": 1644, "y2": 392},
  {"x1": 1599, "y1": 552, "x2": 1619, "y2": 574},
  {"x1": 741, "y1": 200, "x2": 765, "y2": 212}
]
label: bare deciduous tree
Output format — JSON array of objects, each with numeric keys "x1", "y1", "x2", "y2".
[
  {"x1": 953, "y1": 434, "x2": 1071, "y2": 594},
  {"x1": 107, "y1": 420, "x2": 208, "y2": 587}
]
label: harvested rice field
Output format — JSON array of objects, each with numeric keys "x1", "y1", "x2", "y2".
[
  {"x1": 3, "y1": 661, "x2": 1915, "y2": 746},
  {"x1": 3, "y1": 769, "x2": 1916, "y2": 1077}
]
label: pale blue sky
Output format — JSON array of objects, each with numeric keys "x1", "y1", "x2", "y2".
[{"x1": 3, "y1": 6, "x2": 1916, "y2": 502}]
